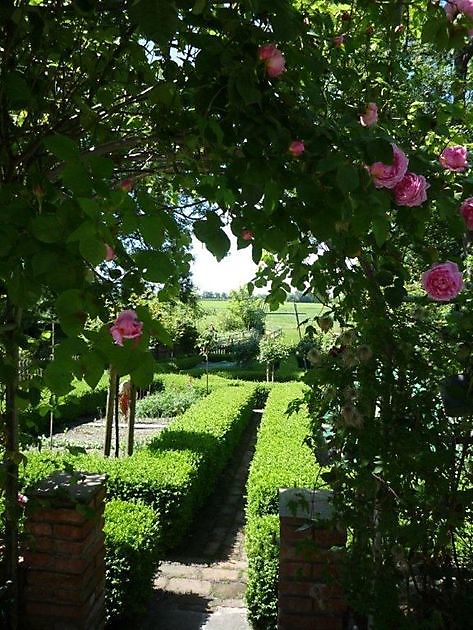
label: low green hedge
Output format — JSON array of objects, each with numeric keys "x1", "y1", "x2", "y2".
[
  {"x1": 104, "y1": 499, "x2": 160, "y2": 624},
  {"x1": 245, "y1": 515, "x2": 280, "y2": 630},
  {"x1": 245, "y1": 382, "x2": 319, "y2": 629},
  {"x1": 246, "y1": 382, "x2": 319, "y2": 519},
  {"x1": 23, "y1": 381, "x2": 261, "y2": 550}
]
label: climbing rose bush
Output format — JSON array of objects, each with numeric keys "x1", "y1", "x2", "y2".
[
  {"x1": 289, "y1": 140, "x2": 305, "y2": 156},
  {"x1": 439, "y1": 146, "x2": 469, "y2": 172},
  {"x1": 359, "y1": 102, "x2": 378, "y2": 127},
  {"x1": 370, "y1": 144, "x2": 408, "y2": 189},
  {"x1": 421, "y1": 262, "x2": 463, "y2": 301},
  {"x1": 460, "y1": 197, "x2": 473, "y2": 229},
  {"x1": 394, "y1": 172, "x2": 430, "y2": 207},
  {"x1": 110, "y1": 310, "x2": 144, "y2": 346},
  {"x1": 258, "y1": 43, "x2": 286, "y2": 77}
]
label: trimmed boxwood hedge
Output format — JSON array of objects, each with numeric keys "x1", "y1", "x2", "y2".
[
  {"x1": 104, "y1": 499, "x2": 160, "y2": 625},
  {"x1": 22, "y1": 381, "x2": 261, "y2": 549},
  {"x1": 245, "y1": 382, "x2": 319, "y2": 629},
  {"x1": 245, "y1": 514, "x2": 279, "y2": 630}
]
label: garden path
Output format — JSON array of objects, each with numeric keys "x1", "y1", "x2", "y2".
[{"x1": 140, "y1": 410, "x2": 263, "y2": 630}]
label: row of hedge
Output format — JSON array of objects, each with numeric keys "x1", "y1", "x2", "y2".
[
  {"x1": 245, "y1": 382, "x2": 320, "y2": 629},
  {"x1": 20, "y1": 381, "x2": 262, "y2": 625},
  {"x1": 104, "y1": 499, "x2": 161, "y2": 624}
]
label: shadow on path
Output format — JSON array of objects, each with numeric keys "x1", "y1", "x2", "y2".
[{"x1": 140, "y1": 410, "x2": 263, "y2": 629}]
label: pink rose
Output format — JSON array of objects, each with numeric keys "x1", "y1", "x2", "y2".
[
  {"x1": 120, "y1": 178, "x2": 134, "y2": 192},
  {"x1": 439, "y1": 146, "x2": 468, "y2": 172},
  {"x1": 370, "y1": 144, "x2": 408, "y2": 189},
  {"x1": 110, "y1": 309, "x2": 143, "y2": 346},
  {"x1": 241, "y1": 229, "x2": 254, "y2": 241},
  {"x1": 456, "y1": 0, "x2": 473, "y2": 18},
  {"x1": 444, "y1": 0, "x2": 459, "y2": 19},
  {"x1": 105, "y1": 244, "x2": 115, "y2": 261},
  {"x1": 460, "y1": 197, "x2": 473, "y2": 230},
  {"x1": 360, "y1": 102, "x2": 378, "y2": 127},
  {"x1": 258, "y1": 44, "x2": 286, "y2": 78},
  {"x1": 289, "y1": 140, "x2": 305, "y2": 156},
  {"x1": 17, "y1": 493, "x2": 28, "y2": 506},
  {"x1": 393, "y1": 172, "x2": 430, "y2": 207},
  {"x1": 334, "y1": 34, "x2": 345, "y2": 47},
  {"x1": 422, "y1": 261, "x2": 463, "y2": 302}
]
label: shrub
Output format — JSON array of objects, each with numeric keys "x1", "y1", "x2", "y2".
[
  {"x1": 245, "y1": 382, "x2": 319, "y2": 627},
  {"x1": 246, "y1": 382, "x2": 319, "y2": 519},
  {"x1": 104, "y1": 499, "x2": 160, "y2": 624},
  {"x1": 136, "y1": 387, "x2": 203, "y2": 418},
  {"x1": 245, "y1": 515, "x2": 279, "y2": 630}
]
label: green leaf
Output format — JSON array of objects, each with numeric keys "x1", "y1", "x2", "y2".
[
  {"x1": 44, "y1": 359, "x2": 73, "y2": 396},
  {"x1": 78, "y1": 198, "x2": 100, "y2": 218},
  {"x1": 193, "y1": 216, "x2": 230, "y2": 261},
  {"x1": 129, "y1": 0, "x2": 178, "y2": 45},
  {"x1": 336, "y1": 164, "x2": 360, "y2": 195},
  {"x1": 192, "y1": 0, "x2": 206, "y2": 14},
  {"x1": 82, "y1": 351, "x2": 105, "y2": 389},
  {"x1": 62, "y1": 160, "x2": 93, "y2": 196},
  {"x1": 130, "y1": 352, "x2": 155, "y2": 388},
  {"x1": 134, "y1": 250, "x2": 175, "y2": 283},
  {"x1": 372, "y1": 216, "x2": 390, "y2": 247},
  {"x1": 31, "y1": 216, "x2": 62, "y2": 243},
  {"x1": 44, "y1": 134, "x2": 80, "y2": 161},
  {"x1": 79, "y1": 236, "x2": 106, "y2": 266},
  {"x1": 140, "y1": 215, "x2": 165, "y2": 248}
]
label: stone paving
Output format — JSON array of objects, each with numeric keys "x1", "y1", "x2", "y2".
[{"x1": 140, "y1": 411, "x2": 262, "y2": 630}]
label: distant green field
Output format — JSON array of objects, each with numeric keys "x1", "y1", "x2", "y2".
[{"x1": 198, "y1": 300, "x2": 326, "y2": 344}]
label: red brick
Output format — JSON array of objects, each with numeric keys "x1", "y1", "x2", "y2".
[
  {"x1": 278, "y1": 612, "x2": 318, "y2": 629},
  {"x1": 313, "y1": 529, "x2": 346, "y2": 547},
  {"x1": 30, "y1": 508, "x2": 88, "y2": 525},
  {"x1": 278, "y1": 613, "x2": 344, "y2": 629},
  {"x1": 23, "y1": 551, "x2": 54, "y2": 570},
  {"x1": 279, "y1": 596, "x2": 313, "y2": 614},
  {"x1": 26, "y1": 563, "x2": 95, "y2": 589},
  {"x1": 25, "y1": 522, "x2": 53, "y2": 537},
  {"x1": 313, "y1": 598, "x2": 346, "y2": 615},
  {"x1": 280, "y1": 580, "x2": 314, "y2": 597},
  {"x1": 280, "y1": 561, "x2": 312, "y2": 580},
  {"x1": 53, "y1": 518, "x2": 96, "y2": 541},
  {"x1": 25, "y1": 600, "x2": 89, "y2": 619}
]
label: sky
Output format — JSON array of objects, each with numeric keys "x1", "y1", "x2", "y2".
[{"x1": 190, "y1": 228, "x2": 259, "y2": 294}]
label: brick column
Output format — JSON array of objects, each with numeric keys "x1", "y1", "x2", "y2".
[
  {"x1": 278, "y1": 488, "x2": 347, "y2": 630},
  {"x1": 21, "y1": 472, "x2": 107, "y2": 630}
]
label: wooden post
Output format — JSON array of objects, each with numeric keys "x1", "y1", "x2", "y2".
[
  {"x1": 114, "y1": 376, "x2": 120, "y2": 458},
  {"x1": 103, "y1": 367, "x2": 118, "y2": 457},
  {"x1": 293, "y1": 302, "x2": 303, "y2": 341},
  {"x1": 127, "y1": 383, "x2": 137, "y2": 456}
]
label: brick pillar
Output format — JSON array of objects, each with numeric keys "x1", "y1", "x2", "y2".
[
  {"x1": 278, "y1": 488, "x2": 347, "y2": 630},
  {"x1": 21, "y1": 472, "x2": 107, "y2": 630}
]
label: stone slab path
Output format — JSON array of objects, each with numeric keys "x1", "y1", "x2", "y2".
[{"x1": 140, "y1": 411, "x2": 263, "y2": 630}]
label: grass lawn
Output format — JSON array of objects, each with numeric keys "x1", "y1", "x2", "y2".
[{"x1": 199, "y1": 300, "x2": 327, "y2": 344}]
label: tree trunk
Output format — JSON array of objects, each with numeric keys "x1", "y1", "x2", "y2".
[
  {"x1": 104, "y1": 367, "x2": 118, "y2": 457},
  {"x1": 127, "y1": 383, "x2": 137, "y2": 456},
  {"x1": 3, "y1": 304, "x2": 21, "y2": 630}
]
